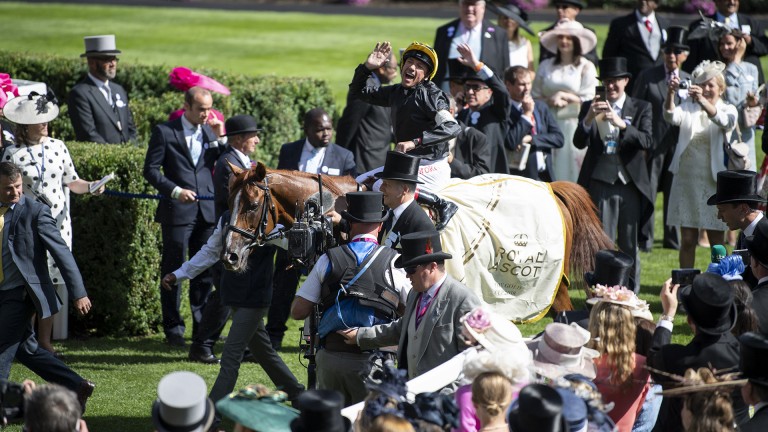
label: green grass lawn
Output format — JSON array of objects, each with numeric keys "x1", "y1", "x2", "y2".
[{"x1": 1, "y1": 2, "x2": 764, "y2": 430}]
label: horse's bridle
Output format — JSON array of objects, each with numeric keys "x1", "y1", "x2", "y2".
[{"x1": 226, "y1": 176, "x2": 282, "y2": 247}]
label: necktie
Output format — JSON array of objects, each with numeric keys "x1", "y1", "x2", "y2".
[
  {"x1": 644, "y1": 19, "x2": 652, "y2": 33},
  {"x1": 415, "y1": 292, "x2": 432, "y2": 328},
  {"x1": 190, "y1": 126, "x2": 203, "y2": 163},
  {"x1": 0, "y1": 206, "x2": 10, "y2": 282},
  {"x1": 103, "y1": 83, "x2": 113, "y2": 107},
  {"x1": 529, "y1": 114, "x2": 537, "y2": 136}
]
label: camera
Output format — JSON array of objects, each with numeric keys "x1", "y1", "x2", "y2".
[
  {"x1": 671, "y1": 268, "x2": 700, "y2": 285},
  {"x1": 287, "y1": 199, "x2": 335, "y2": 269},
  {"x1": 679, "y1": 79, "x2": 692, "y2": 90},
  {"x1": 1, "y1": 379, "x2": 25, "y2": 424},
  {"x1": 733, "y1": 249, "x2": 751, "y2": 262}
]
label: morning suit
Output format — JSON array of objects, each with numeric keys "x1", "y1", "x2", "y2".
[
  {"x1": 143, "y1": 116, "x2": 221, "y2": 339},
  {"x1": 449, "y1": 124, "x2": 492, "y2": 180},
  {"x1": 752, "y1": 279, "x2": 768, "y2": 334},
  {"x1": 380, "y1": 200, "x2": 436, "y2": 252},
  {"x1": 357, "y1": 274, "x2": 482, "y2": 378},
  {"x1": 214, "y1": 145, "x2": 251, "y2": 219},
  {"x1": 632, "y1": 65, "x2": 690, "y2": 250},
  {"x1": 266, "y1": 139, "x2": 356, "y2": 348},
  {"x1": 336, "y1": 72, "x2": 393, "y2": 173},
  {"x1": 740, "y1": 405, "x2": 768, "y2": 432},
  {"x1": 602, "y1": 12, "x2": 668, "y2": 94},
  {"x1": 683, "y1": 13, "x2": 768, "y2": 84},
  {"x1": 432, "y1": 19, "x2": 510, "y2": 90},
  {"x1": 647, "y1": 326, "x2": 748, "y2": 431},
  {"x1": 539, "y1": 21, "x2": 599, "y2": 66},
  {"x1": 68, "y1": 77, "x2": 137, "y2": 144},
  {"x1": 506, "y1": 100, "x2": 565, "y2": 181},
  {"x1": 574, "y1": 96, "x2": 653, "y2": 292},
  {"x1": 0, "y1": 195, "x2": 88, "y2": 392}
]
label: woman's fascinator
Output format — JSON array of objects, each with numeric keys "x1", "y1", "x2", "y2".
[
  {"x1": 691, "y1": 60, "x2": 726, "y2": 85},
  {"x1": 706, "y1": 254, "x2": 745, "y2": 281},
  {"x1": 169, "y1": 67, "x2": 231, "y2": 95},
  {"x1": 0, "y1": 73, "x2": 19, "y2": 109}
]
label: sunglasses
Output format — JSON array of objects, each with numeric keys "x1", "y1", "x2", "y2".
[
  {"x1": 404, "y1": 265, "x2": 421, "y2": 275},
  {"x1": 664, "y1": 48, "x2": 686, "y2": 55},
  {"x1": 464, "y1": 84, "x2": 490, "y2": 92},
  {"x1": 94, "y1": 56, "x2": 119, "y2": 64}
]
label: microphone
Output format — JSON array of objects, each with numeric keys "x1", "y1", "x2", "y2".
[{"x1": 711, "y1": 244, "x2": 727, "y2": 263}]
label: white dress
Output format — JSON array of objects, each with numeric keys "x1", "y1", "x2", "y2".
[
  {"x1": 508, "y1": 38, "x2": 531, "y2": 68},
  {"x1": 532, "y1": 57, "x2": 598, "y2": 182},
  {"x1": 4, "y1": 138, "x2": 80, "y2": 284}
]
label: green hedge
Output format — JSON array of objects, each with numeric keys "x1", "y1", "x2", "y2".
[{"x1": 1, "y1": 50, "x2": 336, "y2": 168}]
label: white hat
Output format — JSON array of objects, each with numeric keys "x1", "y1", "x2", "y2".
[
  {"x1": 539, "y1": 19, "x2": 597, "y2": 56},
  {"x1": 587, "y1": 284, "x2": 654, "y2": 321},
  {"x1": 526, "y1": 322, "x2": 599, "y2": 379},
  {"x1": 692, "y1": 60, "x2": 726, "y2": 85},
  {"x1": 152, "y1": 371, "x2": 215, "y2": 432},
  {"x1": 461, "y1": 306, "x2": 525, "y2": 353},
  {"x1": 3, "y1": 93, "x2": 59, "y2": 125}
]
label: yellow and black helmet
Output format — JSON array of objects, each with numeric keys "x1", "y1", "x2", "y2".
[{"x1": 400, "y1": 42, "x2": 439, "y2": 81}]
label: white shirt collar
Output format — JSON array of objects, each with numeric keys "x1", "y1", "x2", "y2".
[
  {"x1": 231, "y1": 146, "x2": 251, "y2": 168},
  {"x1": 716, "y1": 12, "x2": 738, "y2": 25},
  {"x1": 351, "y1": 233, "x2": 379, "y2": 243},
  {"x1": 458, "y1": 21, "x2": 483, "y2": 34},
  {"x1": 744, "y1": 212, "x2": 764, "y2": 236},
  {"x1": 635, "y1": 9, "x2": 656, "y2": 23},
  {"x1": 610, "y1": 93, "x2": 628, "y2": 111},
  {"x1": 180, "y1": 114, "x2": 200, "y2": 134},
  {"x1": 391, "y1": 198, "x2": 414, "y2": 223},
  {"x1": 88, "y1": 72, "x2": 109, "y2": 87},
  {"x1": 511, "y1": 100, "x2": 523, "y2": 111},
  {"x1": 303, "y1": 138, "x2": 325, "y2": 155},
  {"x1": 425, "y1": 273, "x2": 448, "y2": 298}
]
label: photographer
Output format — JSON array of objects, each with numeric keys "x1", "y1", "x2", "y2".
[{"x1": 290, "y1": 192, "x2": 411, "y2": 406}]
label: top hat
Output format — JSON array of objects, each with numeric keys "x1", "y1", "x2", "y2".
[
  {"x1": 663, "y1": 26, "x2": 690, "y2": 51},
  {"x1": 597, "y1": 57, "x2": 632, "y2": 80},
  {"x1": 341, "y1": 191, "x2": 389, "y2": 223},
  {"x1": 706, "y1": 170, "x2": 765, "y2": 205},
  {"x1": 507, "y1": 384, "x2": 567, "y2": 432},
  {"x1": 224, "y1": 115, "x2": 262, "y2": 137},
  {"x1": 746, "y1": 218, "x2": 768, "y2": 265},
  {"x1": 80, "y1": 35, "x2": 122, "y2": 58},
  {"x1": 553, "y1": 0, "x2": 585, "y2": 8},
  {"x1": 486, "y1": 2, "x2": 534, "y2": 36},
  {"x1": 289, "y1": 390, "x2": 350, "y2": 432},
  {"x1": 401, "y1": 42, "x2": 438, "y2": 81},
  {"x1": 583, "y1": 249, "x2": 634, "y2": 288},
  {"x1": 678, "y1": 273, "x2": 736, "y2": 335},
  {"x1": 3, "y1": 93, "x2": 60, "y2": 125},
  {"x1": 461, "y1": 307, "x2": 525, "y2": 353},
  {"x1": 404, "y1": 392, "x2": 459, "y2": 430},
  {"x1": 539, "y1": 19, "x2": 597, "y2": 56},
  {"x1": 169, "y1": 67, "x2": 231, "y2": 95},
  {"x1": 375, "y1": 151, "x2": 424, "y2": 183},
  {"x1": 526, "y1": 322, "x2": 599, "y2": 379},
  {"x1": 739, "y1": 332, "x2": 768, "y2": 387},
  {"x1": 215, "y1": 385, "x2": 299, "y2": 432},
  {"x1": 394, "y1": 231, "x2": 452, "y2": 268},
  {"x1": 151, "y1": 371, "x2": 215, "y2": 432},
  {"x1": 445, "y1": 59, "x2": 472, "y2": 82}
]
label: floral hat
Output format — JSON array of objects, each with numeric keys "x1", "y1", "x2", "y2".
[
  {"x1": 461, "y1": 306, "x2": 525, "y2": 353},
  {"x1": 587, "y1": 284, "x2": 653, "y2": 321}
]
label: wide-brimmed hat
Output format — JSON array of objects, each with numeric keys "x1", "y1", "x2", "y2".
[
  {"x1": 692, "y1": 60, "x2": 726, "y2": 85},
  {"x1": 740, "y1": 332, "x2": 768, "y2": 387},
  {"x1": 586, "y1": 284, "x2": 653, "y2": 321},
  {"x1": 394, "y1": 231, "x2": 452, "y2": 268},
  {"x1": 401, "y1": 41, "x2": 438, "y2": 81},
  {"x1": 3, "y1": 93, "x2": 59, "y2": 124},
  {"x1": 707, "y1": 170, "x2": 765, "y2": 205},
  {"x1": 746, "y1": 218, "x2": 768, "y2": 265},
  {"x1": 584, "y1": 249, "x2": 634, "y2": 288},
  {"x1": 151, "y1": 371, "x2": 215, "y2": 432},
  {"x1": 678, "y1": 273, "x2": 736, "y2": 335},
  {"x1": 375, "y1": 151, "x2": 423, "y2": 183},
  {"x1": 461, "y1": 306, "x2": 525, "y2": 353},
  {"x1": 169, "y1": 67, "x2": 231, "y2": 95},
  {"x1": 224, "y1": 114, "x2": 262, "y2": 137},
  {"x1": 289, "y1": 390, "x2": 350, "y2": 432},
  {"x1": 341, "y1": 191, "x2": 389, "y2": 223},
  {"x1": 487, "y1": 2, "x2": 534, "y2": 36},
  {"x1": 597, "y1": 57, "x2": 632, "y2": 80},
  {"x1": 80, "y1": 35, "x2": 122, "y2": 58},
  {"x1": 539, "y1": 19, "x2": 597, "y2": 56},
  {"x1": 215, "y1": 385, "x2": 298, "y2": 432},
  {"x1": 0, "y1": 73, "x2": 19, "y2": 110},
  {"x1": 663, "y1": 26, "x2": 690, "y2": 51},
  {"x1": 527, "y1": 322, "x2": 599, "y2": 379},
  {"x1": 507, "y1": 384, "x2": 568, "y2": 432}
]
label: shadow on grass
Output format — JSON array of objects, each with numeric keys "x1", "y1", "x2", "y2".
[{"x1": 83, "y1": 416, "x2": 153, "y2": 432}]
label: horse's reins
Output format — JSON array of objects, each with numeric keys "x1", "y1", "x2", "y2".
[{"x1": 226, "y1": 175, "x2": 281, "y2": 247}]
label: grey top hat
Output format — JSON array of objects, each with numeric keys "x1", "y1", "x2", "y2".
[
  {"x1": 152, "y1": 371, "x2": 215, "y2": 432},
  {"x1": 81, "y1": 35, "x2": 122, "y2": 58}
]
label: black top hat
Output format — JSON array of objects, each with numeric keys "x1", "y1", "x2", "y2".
[
  {"x1": 508, "y1": 384, "x2": 567, "y2": 432},
  {"x1": 224, "y1": 114, "x2": 262, "y2": 137},
  {"x1": 746, "y1": 218, "x2": 768, "y2": 265},
  {"x1": 486, "y1": 2, "x2": 534, "y2": 36},
  {"x1": 739, "y1": 332, "x2": 768, "y2": 387},
  {"x1": 663, "y1": 26, "x2": 690, "y2": 51},
  {"x1": 446, "y1": 59, "x2": 473, "y2": 82},
  {"x1": 341, "y1": 192, "x2": 389, "y2": 223},
  {"x1": 583, "y1": 249, "x2": 635, "y2": 287},
  {"x1": 375, "y1": 151, "x2": 424, "y2": 183},
  {"x1": 394, "y1": 231, "x2": 452, "y2": 268},
  {"x1": 597, "y1": 57, "x2": 632, "y2": 80},
  {"x1": 553, "y1": 0, "x2": 585, "y2": 8},
  {"x1": 678, "y1": 273, "x2": 736, "y2": 335},
  {"x1": 289, "y1": 390, "x2": 350, "y2": 432},
  {"x1": 706, "y1": 170, "x2": 765, "y2": 205}
]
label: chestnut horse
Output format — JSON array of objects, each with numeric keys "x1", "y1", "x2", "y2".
[{"x1": 224, "y1": 162, "x2": 613, "y2": 315}]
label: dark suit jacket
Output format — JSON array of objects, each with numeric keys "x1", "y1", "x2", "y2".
[
  {"x1": 752, "y1": 280, "x2": 768, "y2": 334},
  {"x1": 433, "y1": 19, "x2": 510, "y2": 89},
  {"x1": 602, "y1": 12, "x2": 668, "y2": 93},
  {"x1": 506, "y1": 100, "x2": 564, "y2": 181},
  {"x1": 574, "y1": 96, "x2": 654, "y2": 206},
  {"x1": 450, "y1": 124, "x2": 491, "y2": 179},
  {"x1": 214, "y1": 146, "x2": 250, "y2": 219},
  {"x1": 741, "y1": 405, "x2": 768, "y2": 432},
  {"x1": 143, "y1": 117, "x2": 221, "y2": 225},
  {"x1": 539, "y1": 21, "x2": 599, "y2": 66},
  {"x1": 7, "y1": 196, "x2": 87, "y2": 319},
  {"x1": 683, "y1": 13, "x2": 768, "y2": 84},
  {"x1": 380, "y1": 200, "x2": 435, "y2": 251},
  {"x1": 647, "y1": 327, "x2": 748, "y2": 430},
  {"x1": 276, "y1": 139, "x2": 356, "y2": 177},
  {"x1": 68, "y1": 77, "x2": 137, "y2": 144}
]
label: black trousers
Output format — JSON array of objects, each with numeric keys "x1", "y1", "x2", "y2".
[{"x1": 265, "y1": 249, "x2": 301, "y2": 345}]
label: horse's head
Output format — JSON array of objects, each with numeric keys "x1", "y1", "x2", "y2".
[{"x1": 223, "y1": 161, "x2": 275, "y2": 272}]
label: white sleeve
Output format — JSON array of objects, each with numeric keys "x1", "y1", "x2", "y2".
[
  {"x1": 295, "y1": 254, "x2": 330, "y2": 303},
  {"x1": 388, "y1": 255, "x2": 412, "y2": 304},
  {"x1": 173, "y1": 218, "x2": 224, "y2": 281}
]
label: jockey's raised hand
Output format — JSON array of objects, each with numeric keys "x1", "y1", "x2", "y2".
[
  {"x1": 365, "y1": 41, "x2": 392, "y2": 70},
  {"x1": 456, "y1": 43, "x2": 480, "y2": 70}
]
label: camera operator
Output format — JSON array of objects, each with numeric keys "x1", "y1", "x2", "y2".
[
  {"x1": 290, "y1": 191, "x2": 411, "y2": 407},
  {"x1": 745, "y1": 217, "x2": 768, "y2": 333},
  {"x1": 23, "y1": 383, "x2": 88, "y2": 432}
]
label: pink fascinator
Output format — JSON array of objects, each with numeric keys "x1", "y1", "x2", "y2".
[
  {"x1": 169, "y1": 67, "x2": 230, "y2": 95},
  {"x1": 0, "y1": 73, "x2": 20, "y2": 109},
  {"x1": 587, "y1": 284, "x2": 653, "y2": 321}
]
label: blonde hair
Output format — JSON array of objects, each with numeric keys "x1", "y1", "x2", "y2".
[
  {"x1": 588, "y1": 301, "x2": 636, "y2": 386},
  {"x1": 471, "y1": 372, "x2": 513, "y2": 418},
  {"x1": 682, "y1": 368, "x2": 735, "y2": 432},
  {"x1": 369, "y1": 414, "x2": 415, "y2": 432},
  {"x1": 461, "y1": 347, "x2": 531, "y2": 386}
]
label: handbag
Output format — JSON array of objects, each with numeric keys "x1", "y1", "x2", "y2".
[
  {"x1": 743, "y1": 105, "x2": 762, "y2": 128},
  {"x1": 722, "y1": 123, "x2": 751, "y2": 171}
]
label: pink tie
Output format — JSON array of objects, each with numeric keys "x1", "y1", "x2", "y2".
[{"x1": 645, "y1": 19, "x2": 652, "y2": 33}]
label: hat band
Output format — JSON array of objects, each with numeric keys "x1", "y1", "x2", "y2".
[{"x1": 537, "y1": 339, "x2": 585, "y2": 369}]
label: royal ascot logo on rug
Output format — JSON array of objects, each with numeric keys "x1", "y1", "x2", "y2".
[{"x1": 487, "y1": 239, "x2": 547, "y2": 280}]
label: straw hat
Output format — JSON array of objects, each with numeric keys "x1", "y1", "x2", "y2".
[{"x1": 539, "y1": 19, "x2": 597, "y2": 56}]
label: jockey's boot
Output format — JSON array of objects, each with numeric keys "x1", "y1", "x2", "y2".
[{"x1": 416, "y1": 190, "x2": 458, "y2": 231}]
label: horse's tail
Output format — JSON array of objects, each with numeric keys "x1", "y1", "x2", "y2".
[{"x1": 551, "y1": 181, "x2": 614, "y2": 285}]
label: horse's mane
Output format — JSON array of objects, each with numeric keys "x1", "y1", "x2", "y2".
[{"x1": 264, "y1": 169, "x2": 349, "y2": 197}]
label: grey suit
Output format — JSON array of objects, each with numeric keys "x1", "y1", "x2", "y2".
[
  {"x1": 68, "y1": 77, "x2": 137, "y2": 144},
  {"x1": 357, "y1": 274, "x2": 482, "y2": 378}
]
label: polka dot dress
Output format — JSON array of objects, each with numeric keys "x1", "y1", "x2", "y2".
[{"x1": 5, "y1": 138, "x2": 80, "y2": 284}]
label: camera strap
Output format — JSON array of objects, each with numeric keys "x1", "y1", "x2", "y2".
[{"x1": 334, "y1": 246, "x2": 386, "y2": 329}]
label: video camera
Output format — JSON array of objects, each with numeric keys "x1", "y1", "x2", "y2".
[
  {"x1": 286, "y1": 176, "x2": 336, "y2": 270},
  {"x1": 1, "y1": 379, "x2": 25, "y2": 425}
]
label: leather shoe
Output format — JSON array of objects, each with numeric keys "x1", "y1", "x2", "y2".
[
  {"x1": 166, "y1": 334, "x2": 186, "y2": 348},
  {"x1": 188, "y1": 351, "x2": 220, "y2": 364},
  {"x1": 77, "y1": 380, "x2": 95, "y2": 414}
]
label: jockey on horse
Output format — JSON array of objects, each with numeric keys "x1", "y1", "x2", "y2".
[{"x1": 350, "y1": 41, "x2": 459, "y2": 230}]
